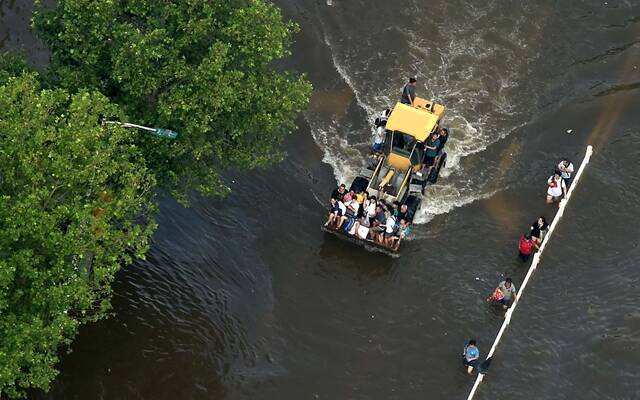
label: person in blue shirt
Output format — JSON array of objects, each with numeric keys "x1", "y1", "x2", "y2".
[{"x1": 462, "y1": 339, "x2": 480, "y2": 374}]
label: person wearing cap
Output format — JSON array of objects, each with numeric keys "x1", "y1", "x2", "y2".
[
  {"x1": 546, "y1": 169, "x2": 567, "y2": 204},
  {"x1": 400, "y1": 77, "x2": 417, "y2": 105}
]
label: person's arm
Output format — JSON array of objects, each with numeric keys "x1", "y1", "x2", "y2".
[{"x1": 562, "y1": 180, "x2": 567, "y2": 196}]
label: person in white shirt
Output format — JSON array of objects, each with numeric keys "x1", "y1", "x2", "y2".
[
  {"x1": 381, "y1": 214, "x2": 397, "y2": 245},
  {"x1": 557, "y1": 158, "x2": 574, "y2": 186},
  {"x1": 372, "y1": 109, "x2": 391, "y2": 153},
  {"x1": 337, "y1": 198, "x2": 360, "y2": 229},
  {"x1": 372, "y1": 126, "x2": 385, "y2": 153},
  {"x1": 546, "y1": 170, "x2": 567, "y2": 204}
]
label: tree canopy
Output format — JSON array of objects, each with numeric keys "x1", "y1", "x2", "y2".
[
  {"x1": 0, "y1": 0, "x2": 309, "y2": 396},
  {"x1": 0, "y1": 71, "x2": 157, "y2": 397},
  {"x1": 35, "y1": 0, "x2": 312, "y2": 201}
]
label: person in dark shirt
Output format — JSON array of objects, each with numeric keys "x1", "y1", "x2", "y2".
[
  {"x1": 423, "y1": 132, "x2": 441, "y2": 168},
  {"x1": 331, "y1": 184, "x2": 347, "y2": 202},
  {"x1": 400, "y1": 77, "x2": 417, "y2": 105},
  {"x1": 437, "y1": 127, "x2": 449, "y2": 154},
  {"x1": 396, "y1": 204, "x2": 409, "y2": 222},
  {"x1": 530, "y1": 216, "x2": 548, "y2": 245},
  {"x1": 368, "y1": 205, "x2": 387, "y2": 242}
]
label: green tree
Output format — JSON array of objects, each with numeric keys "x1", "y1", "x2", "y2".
[
  {"x1": 34, "y1": 0, "x2": 312, "y2": 202},
  {"x1": 0, "y1": 72, "x2": 157, "y2": 397}
]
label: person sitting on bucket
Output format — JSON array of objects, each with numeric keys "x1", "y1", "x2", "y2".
[
  {"x1": 324, "y1": 197, "x2": 345, "y2": 227},
  {"x1": 462, "y1": 339, "x2": 480, "y2": 375},
  {"x1": 546, "y1": 169, "x2": 567, "y2": 205},
  {"x1": 331, "y1": 183, "x2": 347, "y2": 202},
  {"x1": 388, "y1": 218, "x2": 411, "y2": 250},
  {"x1": 487, "y1": 277, "x2": 517, "y2": 309}
]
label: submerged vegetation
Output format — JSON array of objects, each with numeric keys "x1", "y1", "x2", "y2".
[{"x1": 0, "y1": 0, "x2": 310, "y2": 396}]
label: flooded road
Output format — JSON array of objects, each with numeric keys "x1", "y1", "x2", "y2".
[{"x1": 2, "y1": 0, "x2": 639, "y2": 399}]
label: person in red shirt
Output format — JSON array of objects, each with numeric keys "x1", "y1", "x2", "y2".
[{"x1": 518, "y1": 233, "x2": 538, "y2": 261}]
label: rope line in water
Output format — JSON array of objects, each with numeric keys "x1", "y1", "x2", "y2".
[{"x1": 466, "y1": 145, "x2": 594, "y2": 400}]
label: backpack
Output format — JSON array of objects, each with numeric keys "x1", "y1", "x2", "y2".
[{"x1": 518, "y1": 235, "x2": 533, "y2": 255}]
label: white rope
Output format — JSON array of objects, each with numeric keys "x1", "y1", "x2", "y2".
[{"x1": 466, "y1": 145, "x2": 593, "y2": 400}]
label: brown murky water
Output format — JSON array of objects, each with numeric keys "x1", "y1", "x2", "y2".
[{"x1": 2, "y1": 0, "x2": 639, "y2": 399}]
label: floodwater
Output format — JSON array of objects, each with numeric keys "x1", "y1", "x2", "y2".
[{"x1": 2, "y1": 0, "x2": 640, "y2": 399}]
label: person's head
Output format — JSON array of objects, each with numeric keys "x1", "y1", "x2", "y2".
[
  {"x1": 431, "y1": 132, "x2": 439, "y2": 140},
  {"x1": 330, "y1": 198, "x2": 336, "y2": 206},
  {"x1": 338, "y1": 184, "x2": 346, "y2": 193},
  {"x1": 440, "y1": 127, "x2": 449, "y2": 136},
  {"x1": 370, "y1": 195, "x2": 376, "y2": 203},
  {"x1": 400, "y1": 204, "x2": 408, "y2": 212},
  {"x1": 525, "y1": 233, "x2": 532, "y2": 240},
  {"x1": 562, "y1": 158, "x2": 570, "y2": 166},
  {"x1": 376, "y1": 205, "x2": 383, "y2": 214},
  {"x1": 505, "y1": 277, "x2": 513, "y2": 287},
  {"x1": 392, "y1": 201, "x2": 400, "y2": 209},
  {"x1": 538, "y1": 216, "x2": 546, "y2": 226},
  {"x1": 554, "y1": 169, "x2": 562, "y2": 178},
  {"x1": 399, "y1": 218, "x2": 407, "y2": 227},
  {"x1": 409, "y1": 77, "x2": 417, "y2": 85},
  {"x1": 468, "y1": 339, "x2": 476, "y2": 347}
]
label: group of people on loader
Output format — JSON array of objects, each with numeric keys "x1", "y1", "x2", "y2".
[{"x1": 324, "y1": 184, "x2": 412, "y2": 251}]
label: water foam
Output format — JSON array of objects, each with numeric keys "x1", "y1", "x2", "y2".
[{"x1": 309, "y1": 8, "x2": 539, "y2": 224}]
